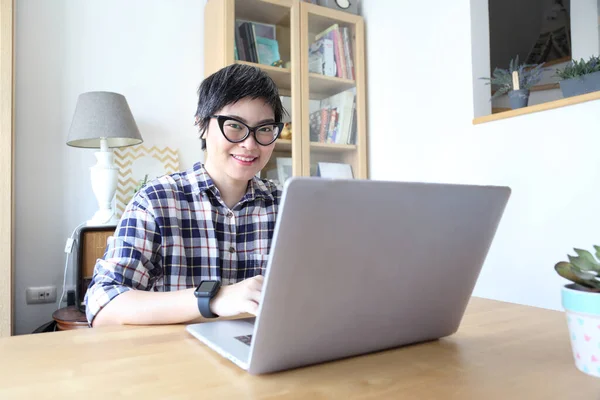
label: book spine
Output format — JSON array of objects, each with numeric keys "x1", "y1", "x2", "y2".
[
  {"x1": 235, "y1": 21, "x2": 247, "y2": 61},
  {"x1": 331, "y1": 28, "x2": 346, "y2": 79},
  {"x1": 249, "y1": 24, "x2": 259, "y2": 63},
  {"x1": 342, "y1": 27, "x2": 354, "y2": 80},
  {"x1": 327, "y1": 108, "x2": 338, "y2": 143},
  {"x1": 319, "y1": 107, "x2": 331, "y2": 143},
  {"x1": 348, "y1": 99, "x2": 357, "y2": 145},
  {"x1": 309, "y1": 110, "x2": 321, "y2": 142}
]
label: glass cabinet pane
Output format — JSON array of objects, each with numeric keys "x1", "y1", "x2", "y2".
[{"x1": 303, "y1": 4, "x2": 359, "y2": 180}]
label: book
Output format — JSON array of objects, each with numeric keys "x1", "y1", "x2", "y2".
[
  {"x1": 319, "y1": 90, "x2": 355, "y2": 144},
  {"x1": 309, "y1": 110, "x2": 322, "y2": 142},
  {"x1": 256, "y1": 37, "x2": 280, "y2": 66},
  {"x1": 319, "y1": 107, "x2": 331, "y2": 143},
  {"x1": 308, "y1": 38, "x2": 336, "y2": 77},
  {"x1": 326, "y1": 108, "x2": 338, "y2": 143},
  {"x1": 315, "y1": 24, "x2": 346, "y2": 79},
  {"x1": 342, "y1": 27, "x2": 354, "y2": 80},
  {"x1": 239, "y1": 22, "x2": 257, "y2": 63}
]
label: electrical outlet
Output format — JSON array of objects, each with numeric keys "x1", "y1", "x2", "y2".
[{"x1": 25, "y1": 286, "x2": 57, "y2": 305}]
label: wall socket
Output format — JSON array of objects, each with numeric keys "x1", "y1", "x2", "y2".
[{"x1": 26, "y1": 286, "x2": 57, "y2": 305}]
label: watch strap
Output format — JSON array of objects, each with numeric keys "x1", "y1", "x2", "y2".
[{"x1": 198, "y1": 296, "x2": 218, "y2": 318}]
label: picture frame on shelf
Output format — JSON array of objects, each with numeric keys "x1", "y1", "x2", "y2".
[
  {"x1": 317, "y1": 162, "x2": 353, "y2": 179},
  {"x1": 276, "y1": 157, "x2": 293, "y2": 184}
]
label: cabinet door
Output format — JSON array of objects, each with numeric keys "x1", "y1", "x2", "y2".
[
  {"x1": 300, "y1": 2, "x2": 367, "y2": 180},
  {"x1": 213, "y1": 0, "x2": 302, "y2": 186}
]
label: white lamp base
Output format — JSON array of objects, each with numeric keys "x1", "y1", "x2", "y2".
[
  {"x1": 87, "y1": 209, "x2": 120, "y2": 226},
  {"x1": 88, "y1": 139, "x2": 120, "y2": 227}
]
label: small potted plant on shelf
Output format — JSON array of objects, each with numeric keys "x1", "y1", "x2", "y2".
[
  {"x1": 555, "y1": 55, "x2": 600, "y2": 98},
  {"x1": 555, "y1": 247, "x2": 600, "y2": 378},
  {"x1": 480, "y1": 55, "x2": 545, "y2": 110}
]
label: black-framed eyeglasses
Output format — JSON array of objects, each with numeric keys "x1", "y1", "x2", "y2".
[{"x1": 210, "y1": 115, "x2": 284, "y2": 146}]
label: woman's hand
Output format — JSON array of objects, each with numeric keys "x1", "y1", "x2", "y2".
[{"x1": 210, "y1": 275, "x2": 264, "y2": 317}]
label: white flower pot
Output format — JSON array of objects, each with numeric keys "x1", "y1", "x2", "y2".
[{"x1": 562, "y1": 283, "x2": 600, "y2": 378}]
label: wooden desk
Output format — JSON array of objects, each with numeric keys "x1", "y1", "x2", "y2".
[{"x1": 0, "y1": 297, "x2": 597, "y2": 398}]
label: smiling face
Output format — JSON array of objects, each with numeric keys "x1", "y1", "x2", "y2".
[{"x1": 203, "y1": 97, "x2": 277, "y2": 189}]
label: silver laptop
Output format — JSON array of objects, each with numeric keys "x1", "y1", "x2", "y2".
[{"x1": 186, "y1": 177, "x2": 511, "y2": 375}]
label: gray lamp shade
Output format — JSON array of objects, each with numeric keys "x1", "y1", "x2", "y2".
[{"x1": 66, "y1": 91, "x2": 143, "y2": 148}]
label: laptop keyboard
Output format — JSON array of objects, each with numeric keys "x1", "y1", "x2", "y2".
[{"x1": 235, "y1": 334, "x2": 253, "y2": 346}]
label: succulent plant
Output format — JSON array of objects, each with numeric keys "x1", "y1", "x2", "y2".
[
  {"x1": 555, "y1": 55, "x2": 600, "y2": 80},
  {"x1": 480, "y1": 55, "x2": 546, "y2": 100},
  {"x1": 133, "y1": 174, "x2": 149, "y2": 195},
  {"x1": 555, "y1": 247, "x2": 600, "y2": 291}
]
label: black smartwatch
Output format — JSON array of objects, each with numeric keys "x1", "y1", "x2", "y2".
[{"x1": 194, "y1": 280, "x2": 221, "y2": 318}]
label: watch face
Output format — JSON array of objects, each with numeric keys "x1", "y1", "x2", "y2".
[
  {"x1": 196, "y1": 280, "x2": 220, "y2": 296},
  {"x1": 198, "y1": 281, "x2": 217, "y2": 292},
  {"x1": 335, "y1": 0, "x2": 350, "y2": 9}
]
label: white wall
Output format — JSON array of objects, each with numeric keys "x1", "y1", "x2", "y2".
[
  {"x1": 364, "y1": 0, "x2": 600, "y2": 311},
  {"x1": 15, "y1": 0, "x2": 204, "y2": 335}
]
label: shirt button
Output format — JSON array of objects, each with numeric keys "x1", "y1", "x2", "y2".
[
  {"x1": 229, "y1": 246, "x2": 235, "y2": 253},
  {"x1": 227, "y1": 211, "x2": 234, "y2": 218}
]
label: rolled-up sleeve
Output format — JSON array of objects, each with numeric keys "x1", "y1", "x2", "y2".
[{"x1": 84, "y1": 194, "x2": 163, "y2": 325}]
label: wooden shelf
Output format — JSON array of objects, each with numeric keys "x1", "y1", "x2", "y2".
[
  {"x1": 235, "y1": 61, "x2": 291, "y2": 92},
  {"x1": 309, "y1": 73, "x2": 355, "y2": 98},
  {"x1": 274, "y1": 139, "x2": 292, "y2": 151},
  {"x1": 530, "y1": 83, "x2": 560, "y2": 92},
  {"x1": 234, "y1": 0, "x2": 292, "y2": 26},
  {"x1": 310, "y1": 142, "x2": 357, "y2": 153},
  {"x1": 276, "y1": 140, "x2": 358, "y2": 154},
  {"x1": 473, "y1": 90, "x2": 600, "y2": 125}
]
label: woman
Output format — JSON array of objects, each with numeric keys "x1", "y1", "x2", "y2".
[{"x1": 85, "y1": 64, "x2": 286, "y2": 326}]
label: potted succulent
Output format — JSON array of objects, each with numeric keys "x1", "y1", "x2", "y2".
[
  {"x1": 555, "y1": 55, "x2": 600, "y2": 98},
  {"x1": 555, "y1": 247, "x2": 600, "y2": 378},
  {"x1": 481, "y1": 55, "x2": 545, "y2": 109}
]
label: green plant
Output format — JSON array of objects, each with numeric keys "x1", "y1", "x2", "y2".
[
  {"x1": 133, "y1": 174, "x2": 149, "y2": 195},
  {"x1": 480, "y1": 55, "x2": 545, "y2": 99},
  {"x1": 555, "y1": 246, "x2": 600, "y2": 290},
  {"x1": 555, "y1": 55, "x2": 600, "y2": 80}
]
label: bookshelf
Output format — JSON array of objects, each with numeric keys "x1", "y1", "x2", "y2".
[{"x1": 204, "y1": 0, "x2": 367, "y2": 183}]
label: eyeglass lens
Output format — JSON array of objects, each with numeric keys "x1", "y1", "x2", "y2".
[{"x1": 221, "y1": 119, "x2": 281, "y2": 145}]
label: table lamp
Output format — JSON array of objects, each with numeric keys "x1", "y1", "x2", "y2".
[{"x1": 66, "y1": 91, "x2": 143, "y2": 226}]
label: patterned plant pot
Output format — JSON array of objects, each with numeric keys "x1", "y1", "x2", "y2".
[
  {"x1": 562, "y1": 283, "x2": 600, "y2": 378},
  {"x1": 559, "y1": 70, "x2": 600, "y2": 98}
]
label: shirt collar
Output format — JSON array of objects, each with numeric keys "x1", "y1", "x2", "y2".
[
  {"x1": 191, "y1": 162, "x2": 274, "y2": 202},
  {"x1": 191, "y1": 162, "x2": 217, "y2": 194}
]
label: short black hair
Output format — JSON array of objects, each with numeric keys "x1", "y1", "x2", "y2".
[{"x1": 195, "y1": 64, "x2": 286, "y2": 149}]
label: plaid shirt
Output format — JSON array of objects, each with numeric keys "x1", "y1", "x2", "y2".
[{"x1": 84, "y1": 162, "x2": 281, "y2": 324}]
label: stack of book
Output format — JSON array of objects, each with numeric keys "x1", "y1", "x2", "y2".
[
  {"x1": 308, "y1": 24, "x2": 354, "y2": 80},
  {"x1": 309, "y1": 90, "x2": 357, "y2": 145},
  {"x1": 235, "y1": 20, "x2": 281, "y2": 66}
]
